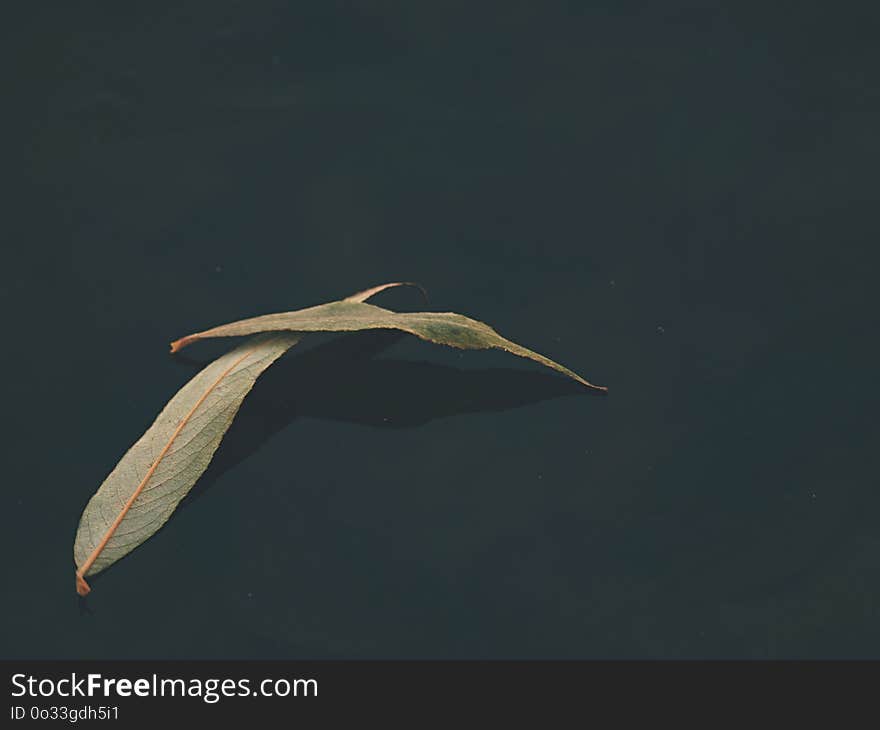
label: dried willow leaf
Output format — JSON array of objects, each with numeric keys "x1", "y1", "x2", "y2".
[
  {"x1": 171, "y1": 287, "x2": 605, "y2": 391},
  {"x1": 74, "y1": 282, "x2": 603, "y2": 595},
  {"x1": 73, "y1": 333, "x2": 301, "y2": 595}
]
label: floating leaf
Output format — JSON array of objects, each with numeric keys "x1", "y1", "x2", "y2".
[
  {"x1": 171, "y1": 286, "x2": 606, "y2": 391},
  {"x1": 73, "y1": 333, "x2": 301, "y2": 595}
]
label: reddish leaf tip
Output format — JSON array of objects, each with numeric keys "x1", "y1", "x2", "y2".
[
  {"x1": 76, "y1": 573, "x2": 91, "y2": 596},
  {"x1": 169, "y1": 337, "x2": 190, "y2": 354}
]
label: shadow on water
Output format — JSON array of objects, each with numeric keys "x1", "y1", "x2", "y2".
[{"x1": 81, "y1": 330, "x2": 600, "y2": 597}]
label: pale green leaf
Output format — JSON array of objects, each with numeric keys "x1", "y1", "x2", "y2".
[
  {"x1": 170, "y1": 288, "x2": 605, "y2": 391},
  {"x1": 73, "y1": 332, "x2": 300, "y2": 595}
]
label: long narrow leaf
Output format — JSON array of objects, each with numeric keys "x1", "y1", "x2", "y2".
[
  {"x1": 170, "y1": 286, "x2": 606, "y2": 391},
  {"x1": 73, "y1": 333, "x2": 300, "y2": 595}
]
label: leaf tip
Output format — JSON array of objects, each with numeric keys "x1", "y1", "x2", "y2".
[
  {"x1": 169, "y1": 337, "x2": 187, "y2": 354},
  {"x1": 345, "y1": 281, "x2": 429, "y2": 304},
  {"x1": 75, "y1": 572, "x2": 91, "y2": 596}
]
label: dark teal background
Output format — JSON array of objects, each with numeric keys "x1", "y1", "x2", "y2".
[{"x1": 4, "y1": 2, "x2": 878, "y2": 658}]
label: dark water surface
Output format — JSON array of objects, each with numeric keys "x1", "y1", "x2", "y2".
[{"x1": 4, "y1": 2, "x2": 879, "y2": 658}]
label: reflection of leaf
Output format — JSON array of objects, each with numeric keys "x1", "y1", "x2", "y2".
[
  {"x1": 171, "y1": 284, "x2": 606, "y2": 391},
  {"x1": 73, "y1": 333, "x2": 300, "y2": 595}
]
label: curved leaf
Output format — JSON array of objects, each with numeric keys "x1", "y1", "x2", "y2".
[
  {"x1": 73, "y1": 333, "x2": 300, "y2": 595},
  {"x1": 170, "y1": 289, "x2": 606, "y2": 391},
  {"x1": 74, "y1": 282, "x2": 604, "y2": 595}
]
